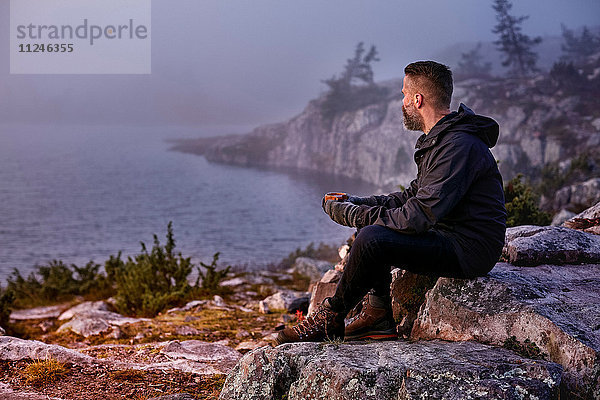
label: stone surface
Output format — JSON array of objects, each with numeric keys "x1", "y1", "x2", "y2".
[
  {"x1": 551, "y1": 209, "x2": 576, "y2": 226},
  {"x1": 57, "y1": 310, "x2": 148, "y2": 337},
  {"x1": 175, "y1": 325, "x2": 201, "y2": 336},
  {"x1": 290, "y1": 257, "x2": 334, "y2": 282},
  {"x1": 57, "y1": 301, "x2": 109, "y2": 321},
  {"x1": 307, "y1": 270, "x2": 340, "y2": 316},
  {"x1": 0, "y1": 336, "x2": 97, "y2": 365},
  {"x1": 258, "y1": 301, "x2": 270, "y2": 314},
  {"x1": 287, "y1": 296, "x2": 309, "y2": 314},
  {"x1": 563, "y1": 201, "x2": 600, "y2": 235},
  {"x1": 0, "y1": 382, "x2": 65, "y2": 400},
  {"x1": 503, "y1": 225, "x2": 600, "y2": 266},
  {"x1": 390, "y1": 269, "x2": 437, "y2": 338},
  {"x1": 0, "y1": 336, "x2": 240, "y2": 376},
  {"x1": 235, "y1": 341, "x2": 266, "y2": 354},
  {"x1": 219, "y1": 277, "x2": 246, "y2": 287},
  {"x1": 219, "y1": 341, "x2": 563, "y2": 400},
  {"x1": 159, "y1": 340, "x2": 242, "y2": 375},
  {"x1": 10, "y1": 304, "x2": 71, "y2": 320},
  {"x1": 167, "y1": 300, "x2": 208, "y2": 314},
  {"x1": 552, "y1": 178, "x2": 600, "y2": 212},
  {"x1": 262, "y1": 290, "x2": 309, "y2": 312},
  {"x1": 411, "y1": 262, "x2": 600, "y2": 398},
  {"x1": 320, "y1": 269, "x2": 342, "y2": 284}
]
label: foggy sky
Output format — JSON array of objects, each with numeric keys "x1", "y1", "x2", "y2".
[{"x1": 1, "y1": 0, "x2": 599, "y2": 132}]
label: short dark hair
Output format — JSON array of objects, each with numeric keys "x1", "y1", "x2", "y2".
[{"x1": 404, "y1": 61, "x2": 453, "y2": 109}]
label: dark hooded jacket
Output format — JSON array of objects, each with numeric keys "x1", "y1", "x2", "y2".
[{"x1": 351, "y1": 103, "x2": 507, "y2": 277}]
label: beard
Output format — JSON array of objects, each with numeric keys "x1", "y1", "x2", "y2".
[{"x1": 402, "y1": 104, "x2": 425, "y2": 132}]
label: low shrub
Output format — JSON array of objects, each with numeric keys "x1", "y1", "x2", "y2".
[
  {"x1": 195, "y1": 252, "x2": 231, "y2": 293},
  {"x1": 7, "y1": 260, "x2": 113, "y2": 309},
  {"x1": 106, "y1": 222, "x2": 194, "y2": 317},
  {"x1": 504, "y1": 174, "x2": 552, "y2": 227},
  {"x1": 0, "y1": 288, "x2": 15, "y2": 329}
]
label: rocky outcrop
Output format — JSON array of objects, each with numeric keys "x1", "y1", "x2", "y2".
[
  {"x1": 220, "y1": 341, "x2": 563, "y2": 400},
  {"x1": 411, "y1": 262, "x2": 600, "y2": 399},
  {"x1": 172, "y1": 56, "x2": 600, "y2": 197},
  {"x1": 502, "y1": 225, "x2": 600, "y2": 266},
  {"x1": 172, "y1": 79, "x2": 419, "y2": 188}
]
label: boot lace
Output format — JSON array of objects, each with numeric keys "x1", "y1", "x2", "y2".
[{"x1": 293, "y1": 305, "x2": 335, "y2": 339}]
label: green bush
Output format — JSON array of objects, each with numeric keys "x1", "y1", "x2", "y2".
[
  {"x1": 0, "y1": 288, "x2": 15, "y2": 329},
  {"x1": 504, "y1": 174, "x2": 552, "y2": 227},
  {"x1": 106, "y1": 222, "x2": 194, "y2": 317},
  {"x1": 195, "y1": 252, "x2": 231, "y2": 293},
  {"x1": 7, "y1": 260, "x2": 112, "y2": 309}
]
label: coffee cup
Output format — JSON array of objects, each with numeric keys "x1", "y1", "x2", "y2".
[{"x1": 324, "y1": 192, "x2": 349, "y2": 202}]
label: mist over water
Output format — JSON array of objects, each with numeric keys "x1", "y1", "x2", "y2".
[{"x1": 0, "y1": 124, "x2": 375, "y2": 285}]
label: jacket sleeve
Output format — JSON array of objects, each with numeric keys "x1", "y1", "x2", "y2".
[
  {"x1": 352, "y1": 139, "x2": 481, "y2": 233},
  {"x1": 350, "y1": 179, "x2": 418, "y2": 208}
]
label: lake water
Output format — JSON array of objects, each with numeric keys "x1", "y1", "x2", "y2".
[{"x1": 0, "y1": 123, "x2": 375, "y2": 285}]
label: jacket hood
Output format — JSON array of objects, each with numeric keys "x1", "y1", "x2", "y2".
[{"x1": 429, "y1": 103, "x2": 500, "y2": 148}]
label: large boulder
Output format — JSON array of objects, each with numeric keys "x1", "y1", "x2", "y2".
[
  {"x1": 502, "y1": 225, "x2": 600, "y2": 266},
  {"x1": 411, "y1": 262, "x2": 600, "y2": 399},
  {"x1": 219, "y1": 341, "x2": 563, "y2": 400},
  {"x1": 290, "y1": 258, "x2": 333, "y2": 282},
  {"x1": 261, "y1": 290, "x2": 310, "y2": 313}
]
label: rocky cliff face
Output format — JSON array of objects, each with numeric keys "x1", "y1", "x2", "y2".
[
  {"x1": 172, "y1": 79, "x2": 420, "y2": 189},
  {"x1": 173, "y1": 55, "x2": 600, "y2": 211}
]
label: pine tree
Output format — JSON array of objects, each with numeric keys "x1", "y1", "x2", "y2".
[
  {"x1": 456, "y1": 43, "x2": 492, "y2": 80},
  {"x1": 320, "y1": 42, "x2": 388, "y2": 125},
  {"x1": 492, "y1": 0, "x2": 542, "y2": 77},
  {"x1": 561, "y1": 25, "x2": 600, "y2": 64}
]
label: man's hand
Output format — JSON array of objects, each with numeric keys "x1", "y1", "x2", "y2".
[
  {"x1": 323, "y1": 200, "x2": 362, "y2": 228},
  {"x1": 347, "y1": 196, "x2": 370, "y2": 205}
]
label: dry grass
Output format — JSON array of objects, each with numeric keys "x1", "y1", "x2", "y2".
[
  {"x1": 21, "y1": 357, "x2": 69, "y2": 386},
  {"x1": 108, "y1": 369, "x2": 147, "y2": 382}
]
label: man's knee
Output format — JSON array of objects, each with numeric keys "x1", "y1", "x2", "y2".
[{"x1": 353, "y1": 225, "x2": 390, "y2": 250}]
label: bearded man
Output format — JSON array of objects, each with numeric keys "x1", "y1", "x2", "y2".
[{"x1": 277, "y1": 61, "x2": 506, "y2": 344}]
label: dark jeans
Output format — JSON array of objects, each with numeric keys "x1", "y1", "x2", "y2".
[{"x1": 329, "y1": 225, "x2": 463, "y2": 315}]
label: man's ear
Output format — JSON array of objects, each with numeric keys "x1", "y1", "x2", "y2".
[{"x1": 414, "y1": 93, "x2": 422, "y2": 108}]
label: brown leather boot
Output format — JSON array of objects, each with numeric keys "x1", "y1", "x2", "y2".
[
  {"x1": 276, "y1": 299, "x2": 345, "y2": 345},
  {"x1": 344, "y1": 294, "x2": 397, "y2": 341}
]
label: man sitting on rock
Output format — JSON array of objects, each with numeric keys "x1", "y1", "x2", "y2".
[{"x1": 276, "y1": 61, "x2": 507, "y2": 345}]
